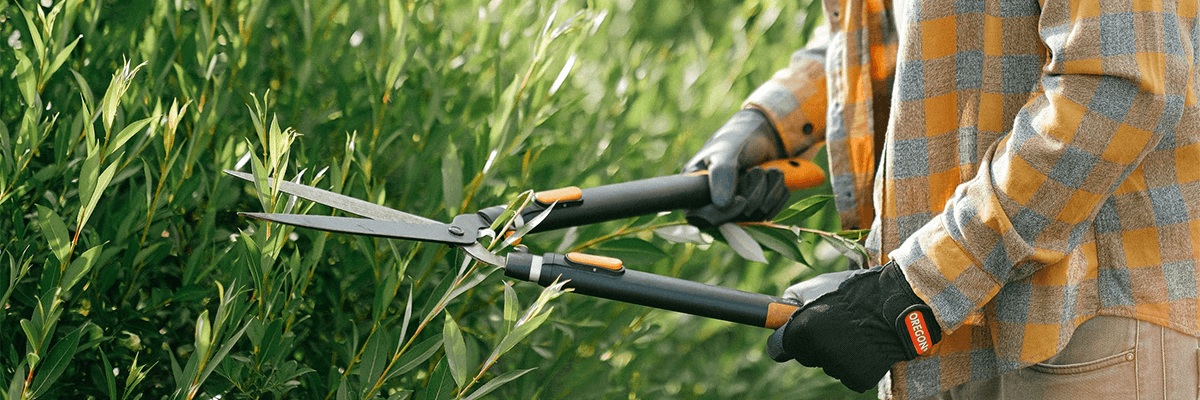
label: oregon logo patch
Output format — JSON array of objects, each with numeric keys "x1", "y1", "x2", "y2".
[{"x1": 905, "y1": 310, "x2": 932, "y2": 355}]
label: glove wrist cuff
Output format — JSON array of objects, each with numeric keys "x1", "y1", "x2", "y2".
[
  {"x1": 893, "y1": 304, "x2": 940, "y2": 359},
  {"x1": 732, "y1": 109, "x2": 787, "y2": 159},
  {"x1": 879, "y1": 261, "x2": 942, "y2": 359}
]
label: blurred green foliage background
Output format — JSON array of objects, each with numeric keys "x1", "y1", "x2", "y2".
[{"x1": 0, "y1": 0, "x2": 873, "y2": 398}]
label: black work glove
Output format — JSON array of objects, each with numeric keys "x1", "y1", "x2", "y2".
[
  {"x1": 684, "y1": 166, "x2": 790, "y2": 227},
  {"x1": 767, "y1": 262, "x2": 942, "y2": 393},
  {"x1": 682, "y1": 109, "x2": 790, "y2": 226}
]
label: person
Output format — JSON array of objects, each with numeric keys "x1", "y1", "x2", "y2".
[{"x1": 683, "y1": 0, "x2": 1200, "y2": 398}]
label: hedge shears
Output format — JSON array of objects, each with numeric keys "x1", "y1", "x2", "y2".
[{"x1": 229, "y1": 158, "x2": 824, "y2": 329}]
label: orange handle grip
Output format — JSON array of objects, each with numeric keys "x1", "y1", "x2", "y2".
[{"x1": 760, "y1": 157, "x2": 826, "y2": 191}]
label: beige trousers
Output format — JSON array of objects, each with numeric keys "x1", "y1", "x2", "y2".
[{"x1": 923, "y1": 316, "x2": 1200, "y2": 400}]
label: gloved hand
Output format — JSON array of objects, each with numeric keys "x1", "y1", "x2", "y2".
[
  {"x1": 683, "y1": 109, "x2": 790, "y2": 226},
  {"x1": 767, "y1": 262, "x2": 942, "y2": 393},
  {"x1": 684, "y1": 166, "x2": 790, "y2": 227}
]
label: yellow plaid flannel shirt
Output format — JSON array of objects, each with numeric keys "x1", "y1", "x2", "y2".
[{"x1": 746, "y1": 0, "x2": 1200, "y2": 397}]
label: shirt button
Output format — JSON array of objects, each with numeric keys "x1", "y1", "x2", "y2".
[{"x1": 1125, "y1": 353, "x2": 1135, "y2": 361}]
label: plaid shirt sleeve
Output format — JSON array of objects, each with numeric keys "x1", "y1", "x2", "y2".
[
  {"x1": 892, "y1": 0, "x2": 1195, "y2": 354},
  {"x1": 743, "y1": 32, "x2": 830, "y2": 159}
]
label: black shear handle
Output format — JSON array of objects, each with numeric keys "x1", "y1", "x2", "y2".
[
  {"x1": 478, "y1": 157, "x2": 825, "y2": 234},
  {"x1": 481, "y1": 173, "x2": 711, "y2": 233},
  {"x1": 503, "y1": 252, "x2": 800, "y2": 329}
]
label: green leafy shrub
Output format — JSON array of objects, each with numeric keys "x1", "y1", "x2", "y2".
[{"x1": 0, "y1": 0, "x2": 871, "y2": 398}]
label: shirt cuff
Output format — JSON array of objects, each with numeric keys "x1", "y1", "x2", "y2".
[{"x1": 743, "y1": 51, "x2": 828, "y2": 157}]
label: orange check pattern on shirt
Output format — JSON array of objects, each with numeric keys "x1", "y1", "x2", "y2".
[{"x1": 745, "y1": 0, "x2": 1200, "y2": 397}]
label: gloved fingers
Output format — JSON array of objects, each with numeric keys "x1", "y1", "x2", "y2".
[
  {"x1": 760, "y1": 168, "x2": 789, "y2": 219},
  {"x1": 767, "y1": 323, "x2": 796, "y2": 362},
  {"x1": 707, "y1": 158, "x2": 739, "y2": 208},
  {"x1": 733, "y1": 167, "x2": 789, "y2": 222},
  {"x1": 736, "y1": 167, "x2": 768, "y2": 216},
  {"x1": 684, "y1": 196, "x2": 749, "y2": 228},
  {"x1": 783, "y1": 307, "x2": 823, "y2": 368},
  {"x1": 782, "y1": 268, "x2": 874, "y2": 304},
  {"x1": 681, "y1": 151, "x2": 711, "y2": 174}
]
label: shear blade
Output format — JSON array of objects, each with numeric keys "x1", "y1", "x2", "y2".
[
  {"x1": 224, "y1": 170, "x2": 437, "y2": 225},
  {"x1": 241, "y1": 212, "x2": 478, "y2": 246}
]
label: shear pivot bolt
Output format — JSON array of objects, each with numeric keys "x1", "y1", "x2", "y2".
[{"x1": 448, "y1": 226, "x2": 465, "y2": 236}]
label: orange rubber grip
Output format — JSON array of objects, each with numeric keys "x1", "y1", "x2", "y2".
[
  {"x1": 760, "y1": 158, "x2": 826, "y2": 191},
  {"x1": 565, "y1": 252, "x2": 624, "y2": 271},
  {"x1": 535, "y1": 186, "x2": 583, "y2": 205},
  {"x1": 765, "y1": 302, "x2": 800, "y2": 329}
]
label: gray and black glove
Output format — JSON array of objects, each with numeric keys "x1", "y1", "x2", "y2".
[
  {"x1": 767, "y1": 262, "x2": 942, "y2": 393},
  {"x1": 682, "y1": 109, "x2": 790, "y2": 226}
]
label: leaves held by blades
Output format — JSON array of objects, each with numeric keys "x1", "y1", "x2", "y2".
[
  {"x1": 718, "y1": 223, "x2": 766, "y2": 263},
  {"x1": 487, "y1": 190, "x2": 534, "y2": 235},
  {"x1": 773, "y1": 194, "x2": 833, "y2": 226},
  {"x1": 837, "y1": 229, "x2": 871, "y2": 242},
  {"x1": 499, "y1": 201, "x2": 556, "y2": 249},
  {"x1": 654, "y1": 224, "x2": 712, "y2": 245},
  {"x1": 741, "y1": 224, "x2": 805, "y2": 264}
]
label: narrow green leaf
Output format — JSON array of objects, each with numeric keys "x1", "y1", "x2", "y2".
[
  {"x1": 61, "y1": 244, "x2": 102, "y2": 293},
  {"x1": 99, "y1": 350, "x2": 118, "y2": 399},
  {"x1": 444, "y1": 268, "x2": 493, "y2": 304},
  {"x1": 14, "y1": 50, "x2": 37, "y2": 113},
  {"x1": 358, "y1": 329, "x2": 397, "y2": 396},
  {"x1": 194, "y1": 310, "x2": 212, "y2": 358},
  {"x1": 836, "y1": 229, "x2": 871, "y2": 242},
  {"x1": 462, "y1": 368, "x2": 536, "y2": 400},
  {"x1": 335, "y1": 379, "x2": 350, "y2": 400},
  {"x1": 99, "y1": 61, "x2": 144, "y2": 134},
  {"x1": 442, "y1": 315, "x2": 470, "y2": 388},
  {"x1": 79, "y1": 150, "x2": 102, "y2": 206},
  {"x1": 20, "y1": 319, "x2": 39, "y2": 354},
  {"x1": 654, "y1": 225, "x2": 711, "y2": 245},
  {"x1": 69, "y1": 70, "x2": 95, "y2": 111},
  {"x1": 0, "y1": 120, "x2": 12, "y2": 172},
  {"x1": 503, "y1": 282, "x2": 519, "y2": 327},
  {"x1": 29, "y1": 324, "x2": 87, "y2": 398},
  {"x1": 398, "y1": 285, "x2": 414, "y2": 346},
  {"x1": 79, "y1": 96, "x2": 97, "y2": 153},
  {"x1": 106, "y1": 115, "x2": 155, "y2": 158},
  {"x1": 19, "y1": 6, "x2": 43, "y2": 59},
  {"x1": 590, "y1": 238, "x2": 667, "y2": 266},
  {"x1": 123, "y1": 354, "x2": 152, "y2": 400},
  {"x1": 35, "y1": 205, "x2": 70, "y2": 265},
  {"x1": 441, "y1": 143, "x2": 463, "y2": 217},
  {"x1": 774, "y1": 195, "x2": 834, "y2": 226},
  {"x1": 196, "y1": 322, "x2": 249, "y2": 390},
  {"x1": 718, "y1": 223, "x2": 766, "y2": 263},
  {"x1": 499, "y1": 201, "x2": 556, "y2": 249},
  {"x1": 78, "y1": 162, "x2": 118, "y2": 229},
  {"x1": 488, "y1": 190, "x2": 534, "y2": 233},
  {"x1": 420, "y1": 360, "x2": 455, "y2": 400},
  {"x1": 373, "y1": 265, "x2": 400, "y2": 323},
  {"x1": 46, "y1": 36, "x2": 80, "y2": 83},
  {"x1": 8, "y1": 363, "x2": 27, "y2": 400},
  {"x1": 247, "y1": 147, "x2": 273, "y2": 212},
  {"x1": 491, "y1": 311, "x2": 551, "y2": 363},
  {"x1": 384, "y1": 336, "x2": 442, "y2": 382},
  {"x1": 742, "y1": 225, "x2": 804, "y2": 263}
]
